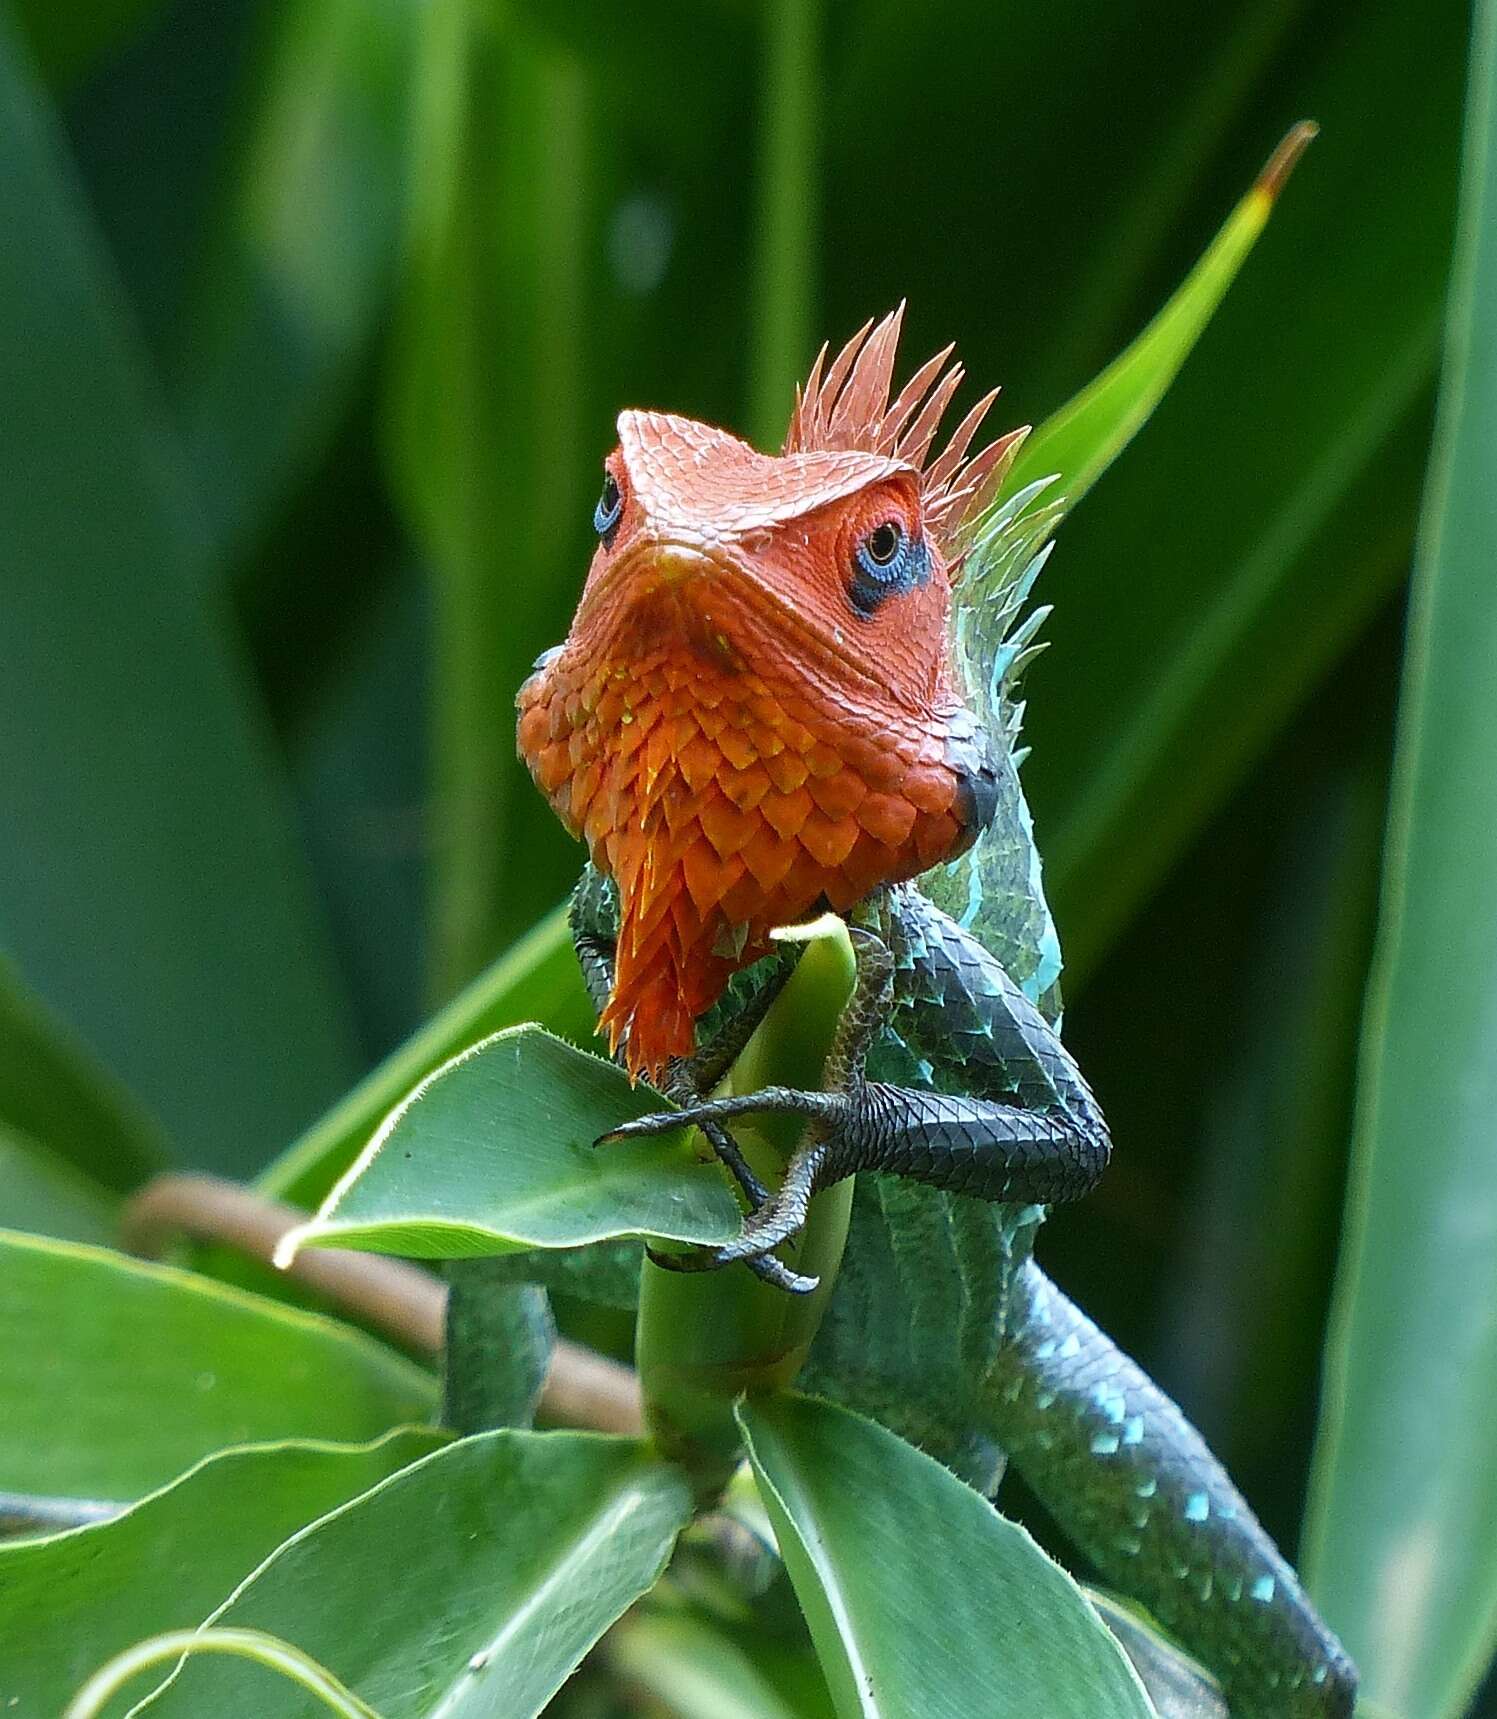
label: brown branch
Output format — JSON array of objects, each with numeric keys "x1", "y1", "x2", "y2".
[{"x1": 122, "y1": 1175, "x2": 642, "y2": 1438}]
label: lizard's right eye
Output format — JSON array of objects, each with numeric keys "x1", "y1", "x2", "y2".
[{"x1": 594, "y1": 471, "x2": 624, "y2": 544}]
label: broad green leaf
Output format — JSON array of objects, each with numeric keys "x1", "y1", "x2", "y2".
[
  {"x1": 0, "y1": 1123, "x2": 117, "y2": 1246},
  {"x1": 0, "y1": 1428, "x2": 439, "y2": 1717},
  {"x1": 1001, "y1": 123, "x2": 1316, "y2": 515},
  {"x1": 738, "y1": 1394, "x2": 1157, "y2": 1719},
  {"x1": 137, "y1": 1430, "x2": 693, "y2": 1718},
  {"x1": 607, "y1": 1614, "x2": 805, "y2": 1719},
  {"x1": 0, "y1": 1231, "x2": 434, "y2": 1500},
  {"x1": 1304, "y1": 4, "x2": 1497, "y2": 1714},
  {"x1": 258, "y1": 905, "x2": 588, "y2": 1210},
  {"x1": 278, "y1": 1025, "x2": 738, "y2": 1262},
  {"x1": 0, "y1": 13, "x2": 359, "y2": 1174},
  {"x1": 0, "y1": 954, "x2": 165, "y2": 1192}
]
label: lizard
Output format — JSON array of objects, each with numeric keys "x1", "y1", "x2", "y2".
[{"x1": 516, "y1": 307, "x2": 1357, "y2": 1719}]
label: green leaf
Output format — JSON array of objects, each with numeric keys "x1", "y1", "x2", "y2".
[
  {"x1": 1002, "y1": 123, "x2": 1316, "y2": 516},
  {"x1": 169, "y1": 0, "x2": 416, "y2": 568},
  {"x1": 738, "y1": 1394, "x2": 1157, "y2": 1719},
  {"x1": 0, "y1": 1428, "x2": 440, "y2": 1716},
  {"x1": 0, "y1": 13, "x2": 359, "y2": 1174},
  {"x1": 1304, "y1": 4, "x2": 1497, "y2": 1714},
  {"x1": 745, "y1": 0, "x2": 819, "y2": 450},
  {"x1": 1085, "y1": 1593, "x2": 1227, "y2": 1719},
  {"x1": 1157, "y1": 759, "x2": 1383, "y2": 1507},
  {"x1": 136, "y1": 1430, "x2": 693, "y2": 1718},
  {"x1": 278, "y1": 1025, "x2": 738, "y2": 1263},
  {"x1": 69, "y1": 1631, "x2": 380, "y2": 1719},
  {"x1": 607, "y1": 1613, "x2": 806, "y2": 1719},
  {"x1": 1024, "y1": 2, "x2": 1464, "y2": 978},
  {"x1": 0, "y1": 1231, "x2": 434, "y2": 1500},
  {"x1": 0, "y1": 1123, "x2": 117, "y2": 1246},
  {"x1": 0, "y1": 954, "x2": 165, "y2": 1192},
  {"x1": 257, "y1": 905, "x2": 589, "y2": 1211},
  {"x1": 387, "y1": 1, "x2": 597, "y2": 990},
  {"x1": 9, "y1": 0, "x2": 164, "y2": 88}
]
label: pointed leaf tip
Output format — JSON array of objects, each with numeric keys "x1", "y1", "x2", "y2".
[
  {"x1": 1257, "y1": 121, "x2": 1319, "y2": 203},
  {"x1": 994, "y1": 126, "x2": 1315, "y2": 523}
]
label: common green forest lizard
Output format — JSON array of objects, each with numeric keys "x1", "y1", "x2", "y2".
[{"x1": 517, "y1": 307, "x2": 1356, "y2": 1718}]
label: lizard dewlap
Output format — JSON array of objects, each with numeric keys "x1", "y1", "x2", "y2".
[{"x1": 517, "y1": 310, "x2": 1020, "y2": 1080}]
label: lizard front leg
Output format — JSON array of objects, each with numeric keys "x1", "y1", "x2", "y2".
[
  {"x1": 991, "y1": 1261, "x2": 1357, "y2": 1719},
  {"x1": 602, "y1": 917, "x2": 1110, "y2": 1290},
  {"x1": 569, "y1": 869, "x2": 813, "y2": 1292}
]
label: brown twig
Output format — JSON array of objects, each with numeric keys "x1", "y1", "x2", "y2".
[{"x1": 121, "y1": 1174, "x2": 642, "y2": 1438}]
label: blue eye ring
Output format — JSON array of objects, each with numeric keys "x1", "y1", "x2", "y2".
[
  {"x1": 849, "y1": 518, "x2": 929, "y2": 617},
  {"x1": 594, "y1": 471, "x2": 624, "y2": 542}
]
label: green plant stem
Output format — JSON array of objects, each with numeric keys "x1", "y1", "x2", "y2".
[
  {"x1": 635, "y1": 922, "x2": 857, "y2": 1493},
  {"x1": 63, "y1": 1627, "x2": 382, "y2": 1719}
]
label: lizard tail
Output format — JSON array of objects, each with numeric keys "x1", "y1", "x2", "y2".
[{"x1": 988, "y1": 1261, "x2": 1356, "y2": 1719}]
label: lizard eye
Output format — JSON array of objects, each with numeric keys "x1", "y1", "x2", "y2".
[
  {"x1": 849, "y1": 519, "x2": 929, "y2": 617},
  {"x1": 593, "y1": 471, "x2": 624, "y2": 544}
]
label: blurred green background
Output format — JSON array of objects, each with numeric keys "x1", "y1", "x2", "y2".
[{"x1": 2, "y1": 0, "x2": 1496, "y2": 1712}]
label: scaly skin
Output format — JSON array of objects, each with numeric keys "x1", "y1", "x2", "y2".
[{"x1": 517, "y1": 309, "x2": 1356, "y2": 1718}]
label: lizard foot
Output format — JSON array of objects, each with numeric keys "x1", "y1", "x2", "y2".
[{"x1": 601, "y1": 1085, "x2": 851, "y2": 1296}]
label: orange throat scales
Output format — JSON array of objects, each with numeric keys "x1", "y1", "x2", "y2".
[{"x1": 518, "y1": 597, "x2": 968, "y2": 1083}]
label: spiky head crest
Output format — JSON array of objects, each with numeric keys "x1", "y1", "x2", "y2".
[{"x1": 784, "y1": 302, "x2": 1026, "y2": 555}]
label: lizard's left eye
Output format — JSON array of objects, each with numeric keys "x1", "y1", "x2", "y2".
[
  {"x1": 849, "y1": 519, "x2": 929, "y2": 617},
  {"x1": 594, "y1": 472, "x2": 624, "y2": 543}
]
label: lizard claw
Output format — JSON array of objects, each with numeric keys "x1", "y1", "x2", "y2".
[
  {"x1": 599, "y1": 1108, "x2": 771, "y2": 1208},
  {"x1": 603, "y1": 1086, "x2": 846, "y2": 1297},
  {"x1": 597, "y1": 1110, "x2": 681, "y2": 1143},
  {"x1": 645, "y1": 1242, "x2": 819, "y2": 1296}
]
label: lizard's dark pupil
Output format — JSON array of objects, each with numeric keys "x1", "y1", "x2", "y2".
[
  {"x1": 848, "y1": 519, "x2": 929, "y2": 617},
  {"x1": 594, "y1": 473, "x2": 623, "y2": 540},
  {"x1": 867, "y1": 522, "x2": 902, "y2": 566}
]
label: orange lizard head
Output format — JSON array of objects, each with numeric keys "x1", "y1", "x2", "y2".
[{"x1": 517, "y1": 306, "x2": 1026, "y2": 1081}]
